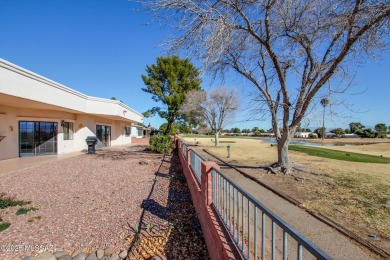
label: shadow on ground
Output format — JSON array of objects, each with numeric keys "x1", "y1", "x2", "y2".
[{"x1": 127, "y1": 151, "x2": 209, "y2": 259}]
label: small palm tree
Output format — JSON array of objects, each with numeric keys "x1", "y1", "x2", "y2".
[{"x1": 321, "y1": 98, "x2": 329, "y2": 140}]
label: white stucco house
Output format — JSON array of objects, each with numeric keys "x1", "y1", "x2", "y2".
[
  {"x1": 295, "y1": 132, "x2": 316, "y2": 138},
  {"x1": 0, "y1": 58, "x2": 144, "y2": 160}
]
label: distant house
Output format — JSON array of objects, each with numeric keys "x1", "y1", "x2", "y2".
[
  {"x1": 260, "y1": 133, "x2": 275, "y2": 137},
  {"x1": 325, "y1": 133, "x2": 337, "y2": 138},
  {"x1": 344, "y1": 133, "x2": 360, "y2": 138},
  {"x1": 295, "y1": 132, "x2": 313, "y2": 138}
]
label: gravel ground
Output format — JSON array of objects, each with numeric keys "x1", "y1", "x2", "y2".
[
  {"x1": 0, "y1": 147, "x2": 163, "y2": 259},
  {"x1": 128, "y1": 152, "x2": 208, "y2": 259}
]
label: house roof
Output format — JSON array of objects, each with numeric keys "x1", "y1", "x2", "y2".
[{"x1": 0, "y1": 59, "x2": 143, "y2": 123}]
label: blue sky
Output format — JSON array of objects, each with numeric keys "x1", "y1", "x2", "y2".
[{"x1": 1, "y1": 0, "x2": 389, "y2": 131}]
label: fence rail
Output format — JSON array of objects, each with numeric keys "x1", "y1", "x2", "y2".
[
  {"x1": 212, "y1": 168, "x2": 332, "y2": 260},
  {"x1": 189, "y1": 149, "x2": 203, "y2": 184}
]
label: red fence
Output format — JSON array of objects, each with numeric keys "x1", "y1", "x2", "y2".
[{"x1": 174, "y1": 137, "x2": 242, "y2": 260}]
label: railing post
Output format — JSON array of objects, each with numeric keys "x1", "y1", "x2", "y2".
[
  {"x1": 186, "y1": 148, "x2": 191, "y2": 167},
  {"x1": 201, "y1": 161, "x2": 220, "y2": 206}
]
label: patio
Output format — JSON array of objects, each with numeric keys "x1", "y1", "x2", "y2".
[{"x1": 0, "y1": 146, "x2": 207, "y2": 259}]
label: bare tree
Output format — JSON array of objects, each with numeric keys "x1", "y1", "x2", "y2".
[
  {"x1": 138, "y1": 0, "x2": 390, "y2": 173},
  {"x1": 182, "y1": 86, "x2": 239, "y2": 146}
]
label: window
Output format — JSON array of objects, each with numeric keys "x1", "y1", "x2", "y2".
[
  {"x1": 63, "y1": 122, "x2": 74, "y2": 140},
  {"x1": 138, "y1": 127, "x2": 143, "y2": 137},
  {"x1": 125, "y1": 126, "x2": 131, "y2": 137}
]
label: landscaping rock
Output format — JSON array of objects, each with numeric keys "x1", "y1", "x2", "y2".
[
  {"x1": 33, "y1": 252, "x2": 57, "y2": 260},
  {"x1": 139, "y1": 160, "x2": 150, "y2": 165},
  {"x1": 118, "y1": 250, "x2": 127, "y2": 259},
  {"x1": 72, "y1": 252, "x2": 87, "y2": 260},
  {"x1": 100, "y1": 257, "x2": 108, "y2": 260},
  {"x1": 96, "y1": 250, "x2": 104, "y2": 259},
  {"x1": 71, "y1": 250, "x2": 82, "y2": 258},
  {"x1": 104, "y1": 247, "x2": 115, "y2": 256},
  {"x1": 22, "y1": 257, "x2": 33, "y2": 260},
  {"x1": 86, "y1": 252, "x2": 97, "y2": 260},
  {"x1": 150, "y1": 255, "x2": 167, "y2": 260},
  {"x1": 108, "y1": 254, "x2": 118, "y2": 260},
  {"x1": 58, "y1": 256, "x2": 72, "y2": 260},
  {"x1": 54, "y1": 251, "x2": 66, "y2": 258}
]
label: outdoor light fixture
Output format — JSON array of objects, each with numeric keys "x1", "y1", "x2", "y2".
[{"x1": 61, "y1": 120, "x2": 65, "y2": 127}]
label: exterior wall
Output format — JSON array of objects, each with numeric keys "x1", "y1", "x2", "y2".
[
  {"x1": 130, "y1": 126, "x2": 143, "y2": 138},
  {"x1": 131, "y1": 137, "x2": 149, "y2": 143},
  {"x1": 0, "y1": 105, "x2": 136, "y2": 160}
]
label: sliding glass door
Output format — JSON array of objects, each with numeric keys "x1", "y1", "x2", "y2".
[
  {"x1": 19, "y1": 121, "x2": 58, "y2": 157},
  {"x1": 96, "y1": 125, "x2": 111, "y2": 147}
]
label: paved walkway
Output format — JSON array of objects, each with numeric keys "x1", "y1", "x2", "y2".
[
  {"x1": 0, "y1": 151, "x2": 83, "y2": 176},
  {"x1": 193, "y1": 147, "x2": 379, "y2": 260},
  {"x1": 0, "y1": 144, "x2": 144, "y2": 176}
]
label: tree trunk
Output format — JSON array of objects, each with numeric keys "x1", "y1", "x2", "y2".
[
  {"x1": 277, "y1": 131, "x2": 291, "y2": 174},
  {"x1": 322, "y1": 107, "x2": 325, "y2": 141},
  {"x1": 165, "y1": 119, "x2": 173, "y2": 135},
  {"x1": 214, "y1": 131, "x2": 220, "y2": 146}
]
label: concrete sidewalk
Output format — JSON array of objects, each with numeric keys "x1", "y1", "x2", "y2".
[
  {"x1": 0, "y1": 151, "x2": 83, "y2": 176},
  {"x1": 194, "y1": 147, "x2": 379, "y2": 260},
  {"x1": 0, "y1": 143, "x2": 145, "y2": 176}
]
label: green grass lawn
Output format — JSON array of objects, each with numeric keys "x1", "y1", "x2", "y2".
[
  {"x1": 181, "y1": 134, "x2": 256, "y2": 139},
  {"x1": 289, "y1": 145, "x2": 390, "y2": 163}
]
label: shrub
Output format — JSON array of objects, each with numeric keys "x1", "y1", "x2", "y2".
[
  {"x1": 0, "y1": 193, "x2": 31, "y2": 209},
  {"x1": 150, "y1": 135, "x2": 173, "y2": 155},
  {"x1": 0, "y1": 222, "x2": 10, "y2": 232},
  {"x1": 16, "y1": 207, "x2": 38, "y2": 215}
]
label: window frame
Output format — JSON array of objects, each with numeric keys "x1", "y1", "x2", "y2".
[
  {"x1": 63, "y1": 122, "x2": 74, "y2": 140},
  {"x1": 125, "y1": 126, "x2": 131, "y2": 137}
]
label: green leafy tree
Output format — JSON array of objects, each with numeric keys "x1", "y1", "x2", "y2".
[
  {"x1": 242, "y1": 129, "x2": 251, "y2": 134},
  {"x1": 175, "y1": 122, "x2": 192, "y2": 134},
  {"x1": 375, "y1": 123, "x2": 387, "y2": 138},
  {"x1": 362, "y1": 128, "x2": 375, "y2": 138},
  {"x1": 314, "y1": 127, "x2": 326, "y2": 139},
  {"x1": 331, "y1": 128, "x2": 345, "y2": 136},
  {"x1": 231, "y1": 127, "x2": 241, "y2": 134},
  {"x1": 349, "y1": 122, "x2": 365, "y2": 133},
  {"x1": 142, "y1": 56, "x2": 201, "y2": 135},
  {"x1": 159, "y1": 123, "x2": 177, "y2": 135}
]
